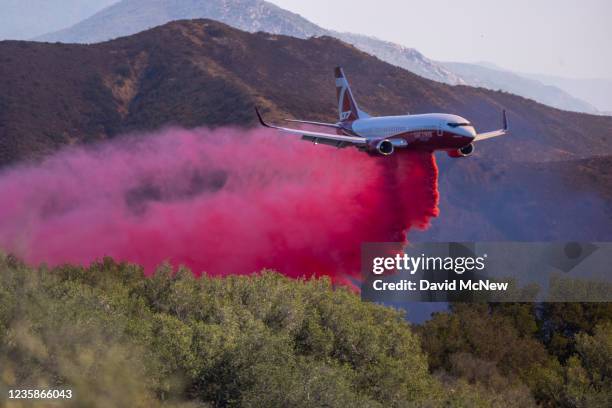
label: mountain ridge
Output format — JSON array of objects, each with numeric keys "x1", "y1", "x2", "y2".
[
  {"x1": 2, "y1": 19, "x2": 611, "y2": 240},
  {"x1": 3, "y1": 18, "x2": 611, "y2": 165},
  {"x1": 442, "y1": 61, "x2": 599, "y2": 114},
  {"x1": 32, "y1": 0, "x2": 599, "y2": 114},
  {"x1": 32, "y1": 0, "x2": 467, "y2": 85}
]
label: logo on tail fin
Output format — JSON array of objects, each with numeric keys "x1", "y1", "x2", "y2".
[{"x1": 335, "y1": 67, "x2": 367, "y2": 122}]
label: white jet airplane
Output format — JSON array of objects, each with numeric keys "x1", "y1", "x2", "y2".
[{"x1": 256, "y1": 67, "x2": 508, "y2": 157}]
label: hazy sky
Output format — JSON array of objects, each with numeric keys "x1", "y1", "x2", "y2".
[
  {"x1": 0, "y1": 0, "x2": 117, "y2": 39},
  {"x1": 1, "y1": 0, "x2": 609, "y2": 79},
  {"x1": 270, "y1": 0, "x2": 612, "y2": 79}
]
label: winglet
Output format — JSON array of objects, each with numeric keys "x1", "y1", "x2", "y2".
[
  {"x1": 502, "y1": 109, "x2": 509, "y2": 131},
  {"x1": 255, "y1": 107, "x2": 271, "y2": 128},
  {"x1": 473, "y1": 109, "x2": 509, "y2": 142}
]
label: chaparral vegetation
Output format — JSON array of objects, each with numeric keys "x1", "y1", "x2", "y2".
[{"x1": 0, "y1": 254, "x2": 610, "y2": 407}]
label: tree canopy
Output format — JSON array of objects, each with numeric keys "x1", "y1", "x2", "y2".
[{"x1": 0, "y1": 254, "x2": 610, "y2": 407}]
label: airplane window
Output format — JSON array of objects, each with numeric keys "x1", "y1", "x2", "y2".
[{"x1": 448, "y1": 122, "x2": 472, "y2": 127}]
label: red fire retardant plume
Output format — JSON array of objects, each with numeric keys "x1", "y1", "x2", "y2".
[{"x1": 0, "y1": 128, "x2": 439, "y2": 283}]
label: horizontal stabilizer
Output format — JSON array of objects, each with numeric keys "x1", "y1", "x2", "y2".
[{"x1": 255, "y1": 108, "x2": 367, "y2": 145}]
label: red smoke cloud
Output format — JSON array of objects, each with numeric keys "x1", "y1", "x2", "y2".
[{"x1": 0, "y1": 128, "x2": 438, "y2": 283}]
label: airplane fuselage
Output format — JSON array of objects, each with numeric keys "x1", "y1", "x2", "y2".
[
  {"x1": 256, "y1": 66, "x2": 507, "y2": 156},
  {"x1": 343, "y1": 113, "x2": 476, "y2": 153}
]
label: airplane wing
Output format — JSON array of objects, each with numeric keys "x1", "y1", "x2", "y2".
[
  {"x1": 284, "y1": 118, "x2": 343, "y2": 130},
  {"x1": 473, "y1": 129, "x2": 506, "y2": 142},
  {"x1": 473, "y1": 110, "x2": 509, "y2": 142},
  {"x1": 256, "y1": 108, "x2": 367, "y2": 145}
]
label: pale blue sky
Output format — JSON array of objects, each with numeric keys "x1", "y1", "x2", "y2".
[
  {"x1": 270, "y1": 0, "x2": 612, "y2": 79},
  {"x1": 0, "y1": 0, "x2": 117, "y2": 39}
]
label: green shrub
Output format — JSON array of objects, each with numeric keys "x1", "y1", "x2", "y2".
[{"x1": 0, "y1": 256, "x2": 440, "y2": 407}]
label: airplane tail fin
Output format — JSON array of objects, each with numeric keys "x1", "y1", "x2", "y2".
[{"x1": 335, "y1": 67, "x2": 369, "y2": 122}]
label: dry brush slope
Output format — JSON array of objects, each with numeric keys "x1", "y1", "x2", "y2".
[{"x1": 0, "y1": 19, "x2": 610, "y2": 239}]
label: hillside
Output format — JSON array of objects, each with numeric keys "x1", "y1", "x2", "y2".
[
  {"x1": 0, "y1": 252, "x2": 612, "y2": 408},
  {"x1": 525, "y1": 72, "x2": 612, "y2": 114},
  {"x1": 443, "y1": 61, "x2": 598, "y2": 114},
  {"x1": 33, "y1": 0, "x2": 469, "y2": 85},
  {"x1": 32, "y1": 0, "x2": 597, "y2": 113},
  {"x1": 3, "y1": 19, "x2": 612, "y2": 163},
  {"x1": 1, "y1": 254, "x2": 610, "y2": 407},
  {"x1": 419, "y1": 155, "x2": 612, "y2": 241},
  {"x1": 1, "y1": 19, "x2": 611, "y2": 240},
  {"x1": 0, "y1": 256, "x2": 441, "y2": 407}
]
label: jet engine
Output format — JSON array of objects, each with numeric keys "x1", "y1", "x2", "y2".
[
  {"x1": 374, "y1": 139, "x2": 394, "y2": 155},
  {"x1": 447, "y1": 143, "x2": 474, "y2": 158}
]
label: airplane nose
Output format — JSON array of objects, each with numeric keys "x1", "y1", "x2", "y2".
[
  {"x1": 466, "y1": 126, "x2": 476, "y2": 139},
  {"x1": 455, "y1": 126, "x2": 475, "y2": 139}
]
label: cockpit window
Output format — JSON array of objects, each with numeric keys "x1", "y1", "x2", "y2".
[{"x1": 447, "y1": 122, "x2": 472, "y2": 128}]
